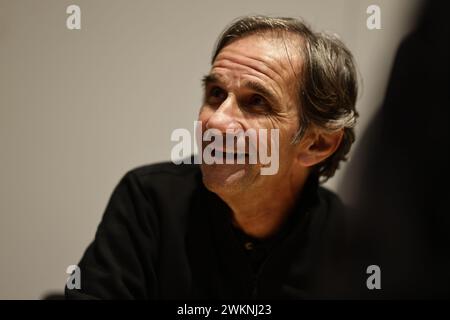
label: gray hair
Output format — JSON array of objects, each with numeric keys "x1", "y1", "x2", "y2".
[{"x1": 212, "y1": 15, "x2": 358, "y2": 182}]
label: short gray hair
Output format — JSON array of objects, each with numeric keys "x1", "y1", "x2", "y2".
[{"x1": 212, "y1": 16, "x2": 358, "y2": 182}]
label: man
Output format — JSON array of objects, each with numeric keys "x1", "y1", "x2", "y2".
[{"x1": 65, "y1": 15, "x2": 358, "y2": 299}]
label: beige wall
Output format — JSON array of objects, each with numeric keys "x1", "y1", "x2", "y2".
[{"x1": 0, "y1": 0, "x2": 421, "y2": 299}]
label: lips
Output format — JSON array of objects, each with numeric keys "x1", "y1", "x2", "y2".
[{"x1": 211, "y1": 149, "x2": 249, "y2": 162}]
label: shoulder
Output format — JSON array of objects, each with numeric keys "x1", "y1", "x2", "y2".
[
  {"x1": 125, "y1": 160, "x2": 202, "y2": 189},
  {"x1": 127, "y1": 160, "x2": 201, "y2": 182},
  {"x1": 120, "y1": 160, "x2": 203, "y2": 209},
  {"x1": 317, "y1": 186, "x2": 347, "y2": 215},
  {"x1": 316, "y1": 185, "x2": 349, "y2": 249}
]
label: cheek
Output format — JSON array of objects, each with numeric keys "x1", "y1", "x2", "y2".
[
  {"x1": 280, "y1": 117, "x2": 300, "y2": 142},
  {"x1": 258, "y1": 117, "x2": 297, "y2": 141},
  {"x1": 267, "y1": 119, "x2": 299, "y2": 161},
  {"x1": 246, "y1": 119, "x2": 282, "y2": 157}
]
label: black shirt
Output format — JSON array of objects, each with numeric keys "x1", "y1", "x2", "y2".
[{"x1": 65, "y1": 161, "x2": 347, "y2": 299}]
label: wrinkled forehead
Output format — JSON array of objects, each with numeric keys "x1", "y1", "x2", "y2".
[
  {"x1": 212, "y1": 31, "x2": 304, "y2": 87},
  {"x1": 211, "y1": 32, "x2": 303, "y2": 97},
  {"x1": 215, "y1": 30, "x2": 305, "y2": 60}
]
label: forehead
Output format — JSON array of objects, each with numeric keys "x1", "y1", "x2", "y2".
[{"x1": 212, "y1": 32, "x2": 303, "y2": 87}]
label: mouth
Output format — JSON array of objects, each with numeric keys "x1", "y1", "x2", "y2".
[{"x1": 211, "y1": 149, "x2": 249, "y2": 162}]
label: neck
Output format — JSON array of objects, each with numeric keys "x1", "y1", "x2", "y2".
[{"x1": 219, "y1": 170, "x2": 310, "y2": 240}]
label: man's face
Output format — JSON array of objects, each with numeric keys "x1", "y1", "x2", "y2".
[{"x1": 198, "y1": 33, "x2": 304, "y2": 195}]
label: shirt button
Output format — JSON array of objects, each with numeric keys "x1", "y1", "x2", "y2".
[{"x1": 244, "y1": 242, "x2": 254, "y2": 250}]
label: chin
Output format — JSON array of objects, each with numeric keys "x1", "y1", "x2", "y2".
[{"x1": 200, "y1": 163, "x2": 256, "y2": 194}]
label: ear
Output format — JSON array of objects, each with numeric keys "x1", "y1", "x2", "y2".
[{"x1": 296, "y1": 128, "x2": 344, "y2": 167}]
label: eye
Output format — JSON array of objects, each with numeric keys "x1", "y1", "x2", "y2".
[
  {"x1": 206, "y1": 86, "x2": 227, "y2": 104},
  {"x1": 244, "y1": 94, "x2": 271, "y2": 113},
  {"x1": 249, "y1": 94, "x2": 267, "y2": 106}
]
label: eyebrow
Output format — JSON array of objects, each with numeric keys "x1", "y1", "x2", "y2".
[
  {"x1": 201, "y1": 73, "x2": 223, "y2": 88},
  {"x1": 201, "y1": 73, "x2": 279, "y2": 106}
]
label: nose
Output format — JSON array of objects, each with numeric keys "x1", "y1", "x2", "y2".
[{"x1": 205, "y1": 95, "x2": 243, "y2": 133}]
